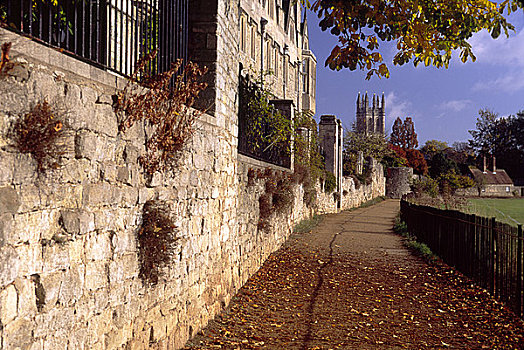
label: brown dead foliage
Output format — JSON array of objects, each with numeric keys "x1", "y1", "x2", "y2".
[
  {"x1": 116, "y1": 50, "x2": 207, "y2": 175},
  {"x1": 10, "y1": 101, "x2": 65, "y2": 172},
  {"x1": 184, "y1": 206, "x2": 524, "y2": 350},
  {"x1": 137, "y1": 200, "x2": 178, "y2": 285}
]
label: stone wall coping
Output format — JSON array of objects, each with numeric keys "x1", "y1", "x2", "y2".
[
  {"x1": 1, "y1": 28, "x2": 127, "y2": 92},
  {"x1": 238, "y1": 153, "x2": 291, "y2": 172},
  {"x1": 0, "y1": 28, "x2": 219, "y2": 129}
]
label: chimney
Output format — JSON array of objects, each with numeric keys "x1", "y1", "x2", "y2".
[
  {"x1": 492, "y1": 156, "x2": 496, "y2": 174},
  {"x1": 483, "y1": 155, "x2": 487, "y2": 173}
]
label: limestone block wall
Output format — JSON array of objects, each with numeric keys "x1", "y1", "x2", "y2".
[
  {"x1": 0, "y1": 29, "x2": 244, "y2": 349},
  {"x1": 316, "y1": 162, "x2": 386, "y2": 214}
]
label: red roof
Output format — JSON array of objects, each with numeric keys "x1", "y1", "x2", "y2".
[{"x1": 470, "y1": 168, "x2": 514, "y2": 185}]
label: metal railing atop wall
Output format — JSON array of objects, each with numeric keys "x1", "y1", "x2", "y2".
[
  {"x1": 1, "y1": 0, "x2": 188, "y2": 77},
  {"x1": 400, "y1": 200, "x2": 524, "y2": 319}
]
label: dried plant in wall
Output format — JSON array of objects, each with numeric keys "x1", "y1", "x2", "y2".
[
  {"x1": 137, "y1": 200, "x2": 178, "y2": 285},
  {"x1": 116, "y1": 50, "x2": 208, "y2": 175},
  {"x1": 256, "y1": 168, "x2": 295, "y2": 231},
  {"x1": 247, "y1": 168, "x2": 256, "y2": 187},
  {"x1": 0, "y1": 42, "x2": 11, "y2": 76},
  {"x1": 10, "y1": 101, "x2": 66, "y2": 173}
]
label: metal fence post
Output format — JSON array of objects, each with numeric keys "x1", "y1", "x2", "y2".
[
  {"x1": 517, "y1": 224, "x2": 523, "y2": 318},
  {"x1": 491, "y1": 217, "x2": 497, "y2": 297}
]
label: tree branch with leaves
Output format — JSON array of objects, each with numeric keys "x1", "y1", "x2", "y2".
[{"x1": 304, "y1": 0, "x2": 521, "y2": 79}]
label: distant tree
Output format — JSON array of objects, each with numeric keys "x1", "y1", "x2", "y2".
[
  {"x1": 390, "y1": 117, "x2": 404, "y2": 148},
  {"x1": 382, "y1": 144, "x2": 408, "y2": 169},
  {"x1": 428, "y1": 152, "x2": 459, "y2": 179},
  {"x1": 452, "y1": 141, "x2": 474, "y2": 154},
  {"x1": 505, "y1": 112, "x2": 524, "y2": 183},
  {"x1": 389, "y1": 116, "x2": 418, "y2": 150},
  {"x1": 509, "y1": 112, "x2": 524, "y2": 152},
  {"x1": 420, "y1": 140, "x2": 449, "y2": 160},
  {"x1": 468, "y1": 109, "x2": 524, "y2": 183},
  {"x1": 468, "y1": 109, "x2": 512, "y2": 156},
  {"x1": 405, "y1": 149, "x2": 428, "y2": 175},
  {"x1": 385, "y1": 143, "x2": 427, "y2": 174},
  {"x1": 343, "y1": 131, "x2": 388, "y2": 175},
  {"x1": 437, "y1": 171, "x2": 475, "y2": 195},
  {"x1": 404, "y1": 117, "x2": 418, "y2": 149}
]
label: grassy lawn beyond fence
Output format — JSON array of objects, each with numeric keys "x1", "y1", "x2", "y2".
[{"x1": 467, "y1": 198, "x2": 524, "y2": 227}]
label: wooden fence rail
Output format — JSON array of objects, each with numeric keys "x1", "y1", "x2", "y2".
[{"x1": 400, "y1": 200, "x2": 524, "y2": 319}]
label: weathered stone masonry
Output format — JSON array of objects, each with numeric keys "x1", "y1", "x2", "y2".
[{"x1": 0, "y1": 25, "x2": 384, "y2": 350}]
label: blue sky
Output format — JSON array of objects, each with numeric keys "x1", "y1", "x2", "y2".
[{"x1": 308, "y1": 10, "x2": 524, "y2": 146}]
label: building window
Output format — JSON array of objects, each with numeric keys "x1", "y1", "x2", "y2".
[
  {"x1": 282, "y1": 55, "x2": 286, "y2": 82},
  {"x1": 295, "y1": 64, "x2": 299, "y2": 92},
  {"x1": 274, "y1": 48, "x2": 278, "y2": 76},
  {"x1": 241, "y1": 17, "x2": 246, "y2": 52},
  {"x1": 266, "y1": 41, "x2": 271, "y2": 71},
  {"x1": 251, "y1": 25, "x2": 256, "y2": 59},
  {"x1": 506, "y1": 186, "x2": 510, "y2": 192},
  {"x1": 302, "y1": 59, "x2": 309, "y2": 94}
]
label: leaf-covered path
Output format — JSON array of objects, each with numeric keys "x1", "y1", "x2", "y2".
[{"x1": 184, "y1": 200, "x2": 523, "y2": 349}]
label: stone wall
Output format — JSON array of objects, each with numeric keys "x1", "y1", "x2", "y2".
[
  {"x1": 0, "y1": 28, "x2": 241, "y2": 349},
  {"x1": 386, "y1": 167, "x2": 413, "y2": 199},
  {"x1": 0, "y1": 28, "x2": 385, "y2": 350},
  {"x1": 317, "y1": 162, "x2": 385, "y2": 214}
]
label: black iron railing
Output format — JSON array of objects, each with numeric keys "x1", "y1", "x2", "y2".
[
  {"x1": 1, "y1": 0, "x2": 188, "y2": 77},
  {"x1": 238, "y1": 74, "x2": 291, "y2": 168},
  {"x1": 400, "y1": 200, "x2": 524, "y2": 319}
]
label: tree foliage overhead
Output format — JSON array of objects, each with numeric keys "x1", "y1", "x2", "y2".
[{"x1": 307, "y1": 0, "x2": 521, "y2": 79}]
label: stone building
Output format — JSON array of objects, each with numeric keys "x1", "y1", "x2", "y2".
[
  {"x1": 236, "y1": 1, "x2": 316, "y2": 115},
  {"x1": 190, "y1": 0, "x2": 316, "y2": 122},
  {"x1": 355, "y1": 92, "x2": 385, "y2": 135},
  {"x1": 467, "y1": 157, "x2": 519, "y2": 197}
]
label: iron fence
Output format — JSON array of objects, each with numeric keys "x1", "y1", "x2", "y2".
[
  {"x1": 400, "y1": 200, "x2": 524, "y2": 319},
  {"x1": 1, "y1": 0, "x2": 188, "y2": 77}
]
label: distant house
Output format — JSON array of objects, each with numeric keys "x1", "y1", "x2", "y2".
[{"x1": 468, "y1": 157, "x2": 517, "y2": 197}]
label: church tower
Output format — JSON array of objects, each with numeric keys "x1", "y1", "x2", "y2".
[{"x1": 355, "y1": 92, "x2": 385, "y2": 136}]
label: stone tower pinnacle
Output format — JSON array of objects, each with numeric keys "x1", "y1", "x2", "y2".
[{"x1": 355, "y1": 92, "x2": 386, "y2": 136}]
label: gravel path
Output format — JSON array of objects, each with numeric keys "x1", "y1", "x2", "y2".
[{"x1": 184, "y1": 199, "x2": 524, "y2": 349}]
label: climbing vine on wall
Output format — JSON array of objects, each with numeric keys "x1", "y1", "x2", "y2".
[
  {"x1": 238, "y1": 74, "x2": 292, "y2": 167},
  {"x1": 293, "y1": 112, "x2": 326, "y2": 207}
]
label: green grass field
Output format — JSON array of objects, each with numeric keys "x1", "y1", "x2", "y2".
[{"x1": 466, "y1": 198, "x2": 524, "y2": 227}]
